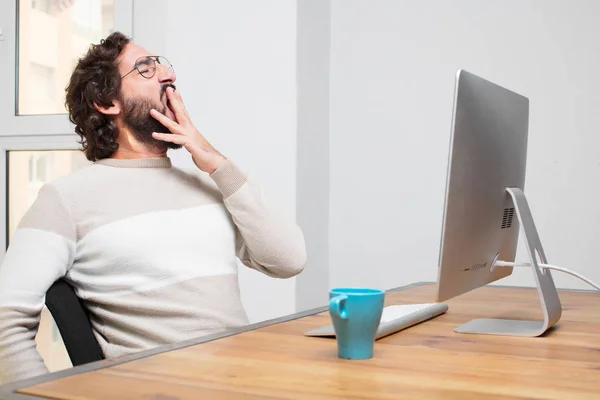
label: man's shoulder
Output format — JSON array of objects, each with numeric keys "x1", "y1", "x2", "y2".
[{"x1": 47, "y1": 163, "x2": 105, "y2": 194}]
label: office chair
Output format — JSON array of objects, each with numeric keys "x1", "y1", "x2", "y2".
[{"x1": 45, "y1": 279, "x2": 105, "y2": 366}]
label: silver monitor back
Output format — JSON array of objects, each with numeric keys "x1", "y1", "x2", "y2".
[
  {"x1": 435, "y1": 70, "x2": 561, "y2": 337},
  {"x1": 436, "y1": 70, "x2": 529, "y2": 302}
]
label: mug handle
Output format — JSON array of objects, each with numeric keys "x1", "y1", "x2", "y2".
[{"x1": 329, "y1": 294, "x2": 349, "y2": 320}]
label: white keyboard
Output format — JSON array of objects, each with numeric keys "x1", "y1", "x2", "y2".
[
  {"x1": 304, "y1": 302, "x2": 449, "y2": 340},
  {"x1": 380, "y1": 303, "x2": 439, "y2": 323}
]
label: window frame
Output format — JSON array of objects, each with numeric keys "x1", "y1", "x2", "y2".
[
  {"x1": 0, "y1": 134, "x2": 85, "y2": 259},
  {"x1": 0, "y1": 1, "x2": 133, "y2": 373},
  {"x1": 0, "y1": 0, "x2": 134, "y2": 262},
  {"x1": 0, "y1": 0, "x2": 133, "y2": 137}
]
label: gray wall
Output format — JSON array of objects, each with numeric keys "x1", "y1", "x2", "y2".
[
  {"x1": 135, "y1": 0, "x2": 600, "y2": 320},
  {"x1": 328, "y1": 0, "x2": 600, "y2": 291},
  {"x1": 295, "y1": 0, "x2": 331, "y2": 310}
]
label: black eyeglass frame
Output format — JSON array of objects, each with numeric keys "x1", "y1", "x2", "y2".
[{"x1": 121, "y1": 56, "x2": 174, "y2": 79}]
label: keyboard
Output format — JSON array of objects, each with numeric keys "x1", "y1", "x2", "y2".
[
  {"x1": 380, "y1": 303, "x2": 441, "y2": 323},
  {"x1": 304, "y1": 303, "x2": 449, "y2": 340}
]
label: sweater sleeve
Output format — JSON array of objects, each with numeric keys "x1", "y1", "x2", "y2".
[
  {"x1": 0, "y1": 184, "x2": 76, "y2": 384},
  {"x1": 210, "y1": 160, "x2": 307, "y2": 278}
]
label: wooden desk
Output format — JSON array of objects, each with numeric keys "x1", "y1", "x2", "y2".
[{"x1": 1, "y1": 282, "x2": 599, "y2": 399}]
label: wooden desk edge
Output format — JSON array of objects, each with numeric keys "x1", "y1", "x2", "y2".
[{"x1": 0, "y1": 281, "x2": 430, "y2": 399}]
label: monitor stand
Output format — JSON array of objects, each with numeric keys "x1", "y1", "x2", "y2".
[{"x1": 454, "y1": 187, "x2": 562, "y2": 337}]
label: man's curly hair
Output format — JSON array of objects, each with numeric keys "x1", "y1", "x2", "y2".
[{"x1": 65, "y1": 31, "x2": 130, "y2": 161}]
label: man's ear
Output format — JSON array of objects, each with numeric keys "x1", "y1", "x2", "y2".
[{"x1": 93, "y1": 99, "x2": 121, "y2": 116}]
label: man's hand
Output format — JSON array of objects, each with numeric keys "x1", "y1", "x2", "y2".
[{"x1": 150, "y1": 87, "x2": 226, "y2": 174}]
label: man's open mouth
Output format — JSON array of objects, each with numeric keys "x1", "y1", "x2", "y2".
[{"x1": 161, "y1": 84, "x2": 176, "y2": 99}]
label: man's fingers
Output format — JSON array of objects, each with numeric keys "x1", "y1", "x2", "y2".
[
  {"x1": 167, "y1": 87, "x2": 189, "y2": 117},
  {"x1": 150, "y1": 109, "x2": 180, "y2": 132},
  {"x1": 152, "y1": 132, "x2": 188, "y2": 144},
  {"x1": 171, "y1": 87, "x2": 189, "y2": 115}
]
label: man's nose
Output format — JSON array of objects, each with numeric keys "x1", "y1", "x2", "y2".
[{"x1": 158, "y1": 63, "x2": 176, "y2": 84}]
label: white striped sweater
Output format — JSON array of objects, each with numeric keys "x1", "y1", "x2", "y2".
[{"x1": 0, "y1": 157, "x2": 306, "y2": 384}]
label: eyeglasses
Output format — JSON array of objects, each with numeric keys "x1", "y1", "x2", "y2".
[{"x1": 121, "y1": 56, "x2": 174, "y2": 79}]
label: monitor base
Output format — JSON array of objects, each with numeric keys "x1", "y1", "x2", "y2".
[
  {"x1": 455, "y1": 318, "x2": 548, "y2": 336},
  {"x1": 454, "y1": 187, "x2": 562, "y2": 337}
]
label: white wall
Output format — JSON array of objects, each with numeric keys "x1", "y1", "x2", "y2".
[
  {"x1": 132, "y1": 0, "x2": 600, "y2": 320},
  {"x1": 329, "y1": 0, "x2": 600, "y2": 292},
  {"x1": 134, "y1": 0, "x2": 299, "y2": 323}
]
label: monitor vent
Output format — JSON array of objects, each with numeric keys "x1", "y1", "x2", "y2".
[
  {"x1": 461, "y1": 262, "x2": 488, "y2": 272},
  {"x1": 501, "y1": 207, "x2": 515, "y2": 229}
]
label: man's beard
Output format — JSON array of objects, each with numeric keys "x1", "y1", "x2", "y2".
[{"x1": 120, "y1": 86, "x2": 182, "y2": 151}]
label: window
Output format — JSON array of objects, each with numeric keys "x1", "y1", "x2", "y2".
[
  {"x1": 31, "y1": 0, "x2": 54, "y2": 15},
  {"x1": 17, "y1": 0, "x2": 115, "y2": 115},
  {"x1": 8, "y1": 149, "x2": 90, "y2": 241},
  {"x1": 23, "y1": 63, "x2": 56, "y2": 118},
  {"x1": 28, "y1": 153, "x2": 51, "y2": 186},
  {"x1": 7, "y1": 149, "x2": 90, "y2": 372},
  {"x1": 0, "y1": 0, "x2": 131, "y2": 374}
]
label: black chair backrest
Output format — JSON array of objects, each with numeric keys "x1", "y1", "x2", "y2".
[{"x1": 45, "y1": 279, "x2": 104, "y2": 366}]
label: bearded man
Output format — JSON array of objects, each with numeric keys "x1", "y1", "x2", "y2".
[{"x1": 0, "y1": 31, "x2": 306, "y2": 384}]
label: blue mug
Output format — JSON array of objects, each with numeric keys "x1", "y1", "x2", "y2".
[{"x1": 329, "y1": 287, "x2": 385, "y2": 359}]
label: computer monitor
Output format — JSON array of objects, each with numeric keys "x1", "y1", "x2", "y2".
[{"x1": 435, "y1": 70, "x2": 561, "y2": 337}]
